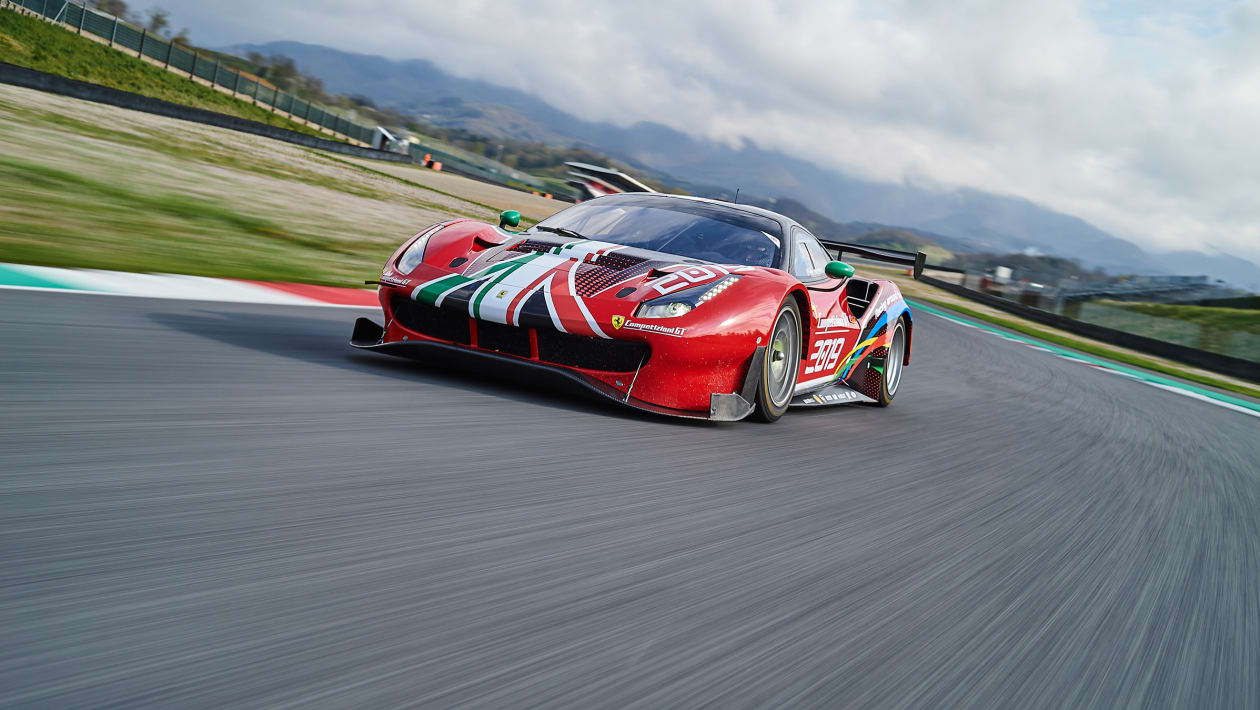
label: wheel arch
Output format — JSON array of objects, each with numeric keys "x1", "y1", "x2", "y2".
[
  {"x1": 900, "y1": 309, "x2": 913, "y2": 366},
  {"x1": 787, "y1": 287, "x2": 812, "y2": 360}
]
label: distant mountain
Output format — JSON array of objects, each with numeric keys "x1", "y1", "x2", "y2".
[
  {"x1": 738, "y1": 197, "x2": 970, "y2": 260},
  {"x1": 1153, "y1": 251, "x2": 1260, "y2": 292},
  {"x1": 232, "y1": 41, "x2": 1260, "y2": 290}
]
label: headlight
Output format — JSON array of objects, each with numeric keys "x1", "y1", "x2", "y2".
[
  {"x1": 637, "y1": 301, "x2": 693, "y2": 319},
  {"x1": 635, "y1": 276, "x2": 739, "y2": 319},
  {"x1": 395, "y1": 224, "x2": 445, "y2": 274}
]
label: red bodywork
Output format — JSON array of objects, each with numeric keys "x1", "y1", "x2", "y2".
[{"x1": 363, "y1": 219, "x2": 911, "y2": 419}]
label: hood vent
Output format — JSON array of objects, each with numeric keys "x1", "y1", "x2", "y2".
[{"x1": 508, "y1": 240, "x2": 647, "y2": 271}]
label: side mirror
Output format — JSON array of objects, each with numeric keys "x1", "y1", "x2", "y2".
[
  {"x1": 825, "y1": 261, "x2": 854, "y2": 279},
  {"x1": 498, "y1": 210, "x2": 521, "y2": 230}
]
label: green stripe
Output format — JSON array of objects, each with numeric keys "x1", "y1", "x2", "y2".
[
  {"x1": 471, "y1": 252, "x2": 540, "y2": 318},
  {"x1": 414, "y1": 273, "x2": 472, "y2": 306},
  {"x1": 552, "y1": 239, "x2": 587, "y2": 255},
  {"x1": 908, "y1": 299, "x2": 1260, "y2": 415},
  {"x1": 0, "y1": 264, "x2": 74, "y2": 290},
  {"x1": 413, "y1": 254, "x2": 536, "y2": 307}
]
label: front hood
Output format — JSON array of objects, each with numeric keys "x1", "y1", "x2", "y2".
[{"x1": 408, "y1": 231, "x2": 773, "y2": 339}]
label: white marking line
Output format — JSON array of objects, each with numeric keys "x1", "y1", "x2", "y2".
[
  {"x1": 925, "y1": 309, "x2": 1260, "y2": 420},
  {"x1": 13, "y1": 264, "x2": 317, "y2": 304},
  {"x1": 1148, "y1": 384, "x2": 1260, "y2": 418},
  {"x1": 0, "y1": 283, "x2": 377, "y2": 309}
]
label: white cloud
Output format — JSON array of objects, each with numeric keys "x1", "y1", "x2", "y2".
[{"x1": 162, "y1": 0, "x2": 1260, "y2": 261}]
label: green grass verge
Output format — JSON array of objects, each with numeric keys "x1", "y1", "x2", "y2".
[
  {"x1": 1100, "y1": 300, "x2": 1260, "y2": 335},
  {"x1": 914, "y1": 295, "x2": 1260, "y2": 400},
  {"x1": 0, "y1": 8, "x2": 334, "y2": 141},
  {"x1": 0, "y1": 154, "x2": 389, "y2": 286}
]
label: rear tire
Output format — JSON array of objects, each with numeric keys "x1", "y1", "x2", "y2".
[
  {"x1": 872, "y1": 317, "x2": 907, "y2": 407},
  {"x1": 752, "y1": 299, "x2": 801, "y2": 423}
]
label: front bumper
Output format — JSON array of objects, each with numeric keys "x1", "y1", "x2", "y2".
[{"x1": 350, "y1": 318, "x2": 759, "y2": 421}]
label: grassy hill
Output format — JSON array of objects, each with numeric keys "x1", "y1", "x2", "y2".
[
  {"x1": 0, "y1": 9, "x2": 331, "y2": 140},
  {"x1": 0, "y1": 81, "x2": 502, "y2": 286}
]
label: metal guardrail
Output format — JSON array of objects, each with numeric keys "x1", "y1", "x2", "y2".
[{"x1": 9, "y1": 0, "x2": 375, "y2": 144}]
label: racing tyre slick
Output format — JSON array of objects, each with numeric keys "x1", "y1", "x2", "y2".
[
  {"x1": 752, "y1": 299, "x2": 801, "y2": 422},
  {"x1": 872, "y1": 317, "x2": 907, "y2": 407}
]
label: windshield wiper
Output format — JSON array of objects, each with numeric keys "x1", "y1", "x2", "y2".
[{"x1": 534, "y1": 225, "x2": 589, "y2": 240}]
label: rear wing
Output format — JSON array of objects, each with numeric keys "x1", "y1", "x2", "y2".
[{"x1": 819, "y1": 240, "x2": 927, "y2": 280}]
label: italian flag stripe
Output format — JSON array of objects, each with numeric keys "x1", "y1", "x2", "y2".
[
  {"x1": 470, "y1": 252, "x2": 541, "y2": 318},
  {"x1": 412, "y1": 257, "x2": 524, "y2": 306}
]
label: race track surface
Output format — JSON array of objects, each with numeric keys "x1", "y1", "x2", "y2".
[{"x1": 2, "y1": 289, "x2": 1258, "y2": 708}]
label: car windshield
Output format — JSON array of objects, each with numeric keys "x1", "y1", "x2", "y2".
[{"x1": 533, "y1": 195, "x2": 782, "y2": 267}]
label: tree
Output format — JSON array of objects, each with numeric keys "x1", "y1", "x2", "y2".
[
  {"x1": 171, "y1": 28, "x2": 190, "y2": 46},
  {"x1": 91, "y1": 0, "x2": 131, "y2": 20},
  {"x1": 264, "y1": 56, "x2": 300, "y2": 92},
  {"x1": 145, "y1": 7, "x2": 169, "y2": 35}
]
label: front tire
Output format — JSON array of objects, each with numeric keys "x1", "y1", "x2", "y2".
[{"x1": 752, "y1": 299, "x2": 801, "y2": 422}]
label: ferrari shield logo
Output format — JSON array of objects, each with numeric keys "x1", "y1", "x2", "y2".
[
  {"x1": 495, "y1": 289, "x2": 508, "y2": 299},
  {"x1": 612, "y1": 315, "x2": 625, "y2": 329}
]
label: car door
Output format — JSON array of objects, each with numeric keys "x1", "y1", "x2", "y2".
[{"x1": 788, "y1": 227, "x2": 862, "y2": 387}]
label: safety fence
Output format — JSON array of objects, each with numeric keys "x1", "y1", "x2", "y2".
[
  {"x1": 921, "y1": 275, "x2": 1260, "y2": 383},
  {"x1": 1073, "y1": 301, "x2": 1260, "y2": 363},
  {"x1": 949, "y1": 273, "x2": 1259, "y2": 364},
  {"x1": 9, "y1": 0, "x2": 374, "y2": 144}
]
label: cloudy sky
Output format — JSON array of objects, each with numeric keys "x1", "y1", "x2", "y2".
[{"x1": 157, "y1": 0, "x2": 1260, "y2": 262}]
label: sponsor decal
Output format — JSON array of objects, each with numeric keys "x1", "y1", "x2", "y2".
[
  {"x1": 495, "y1": 289, "x2": 509, "y2": 299},
  {"x1": 621, "y1": 319, "x2": 686, "y2": 337},
  {"x1": 379, "y1": 275, "x2": 411, "y2": 287},
  {"x1": 817, "y1": 315, "x2": 856, "y2": 330},
  {"x1": 811, "y1": 390, "x2": 864, "y2": 404},
  {"x1": 611, "y1": 315, "x2": 626, "y2": 329}
]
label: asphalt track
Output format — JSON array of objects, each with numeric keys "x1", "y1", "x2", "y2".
[{"x1": 2, "y1": 288, "x2": 1258, "y2": 709}]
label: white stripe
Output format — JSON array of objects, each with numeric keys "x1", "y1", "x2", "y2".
[
  {"x1": 794, "y1": 374, "x2": 836, "y2": 394},
  {"x1": 465, "y1": 272, "x2": 507, "y2": 315},
  {"x1": 428, "y1": 279, "x2": 472, "y2": 307},
  {"x1": 543, "y1": 279, "x2": 567, "y2": 333},
  {"x1": 569, "y1": 262, "x2": 609, "y2": 338},
  {"x1": 511, "y1": 282, "x2": 545, "y2": 326},
  {"x1": 476, "y1": 253, "x2": 567, "y2": 324},
  {"x1": 417, "y1": 252, "x2": 537, "y2": 308},
  {"x1": 557, "y1": 240, "x2": 625, "y2": 261}
]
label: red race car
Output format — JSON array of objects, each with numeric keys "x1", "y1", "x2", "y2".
[{"x1": 351, "y1": 193, "x2": 924, "y2": 422}]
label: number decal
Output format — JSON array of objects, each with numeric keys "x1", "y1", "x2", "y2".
[
  {"x1": 648, "y1": 266, "x2": 719, "y2": 295},
  {"x1": 804, "y1": 338, "x2": 845, "y2": 375}
]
